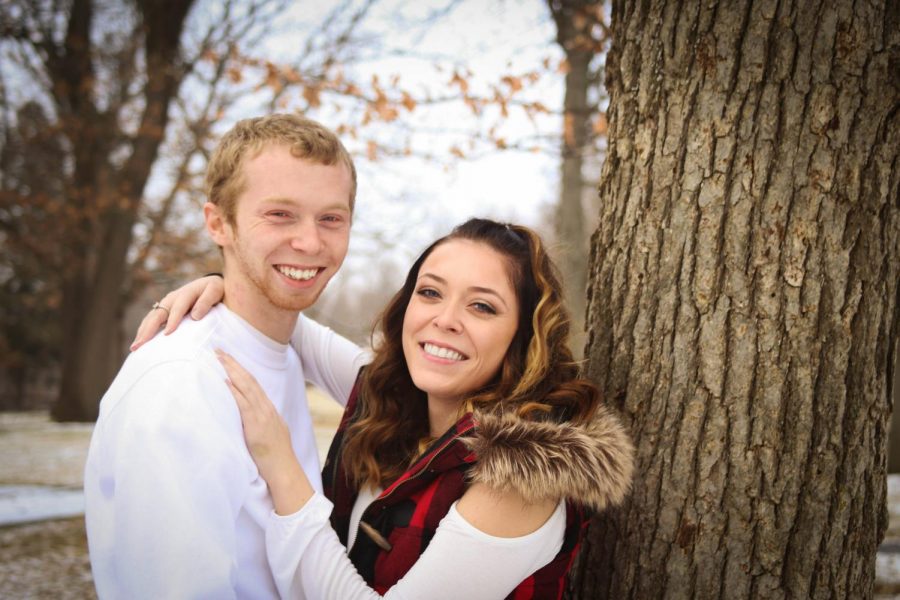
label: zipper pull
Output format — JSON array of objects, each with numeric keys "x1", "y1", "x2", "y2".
[{"x1": 359, "y1": 521, "x2": 393, "y2": 551}]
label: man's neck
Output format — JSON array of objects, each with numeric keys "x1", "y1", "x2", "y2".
[{"x1": 221, "y1": 279, "x2": 299, "y2": 345}]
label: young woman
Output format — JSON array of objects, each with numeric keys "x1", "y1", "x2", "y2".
[{"x1": 136, "y1": 218, "x2": 634, "y2": 599}]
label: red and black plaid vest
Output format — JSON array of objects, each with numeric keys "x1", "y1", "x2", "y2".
[{"x1": 321, "y1": 379, "x2": 589, "y2": 599}]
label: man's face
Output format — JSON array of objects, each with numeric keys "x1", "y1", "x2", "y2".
[{"x1": 208, "y1": 144, "x2": 353, "y2": 323}]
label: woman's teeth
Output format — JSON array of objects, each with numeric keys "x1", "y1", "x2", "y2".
[
  {"x1": 278, "y1": 266, "x2": 318, "y2": 281},
  {"x1": 423, "y1": 343, "x2": 464, "y2": 361}
]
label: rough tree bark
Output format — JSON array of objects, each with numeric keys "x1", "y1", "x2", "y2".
[{"x1": 569, "y1": 1, "x2": 899, "y2": 598}]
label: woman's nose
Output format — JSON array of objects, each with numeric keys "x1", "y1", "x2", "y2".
[{"x1": 432, "y1": 304, "x2": 462, "y2": 333}]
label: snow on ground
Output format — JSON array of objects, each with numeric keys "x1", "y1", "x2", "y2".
[
  {"x1": 0, "y1": 486, "x2": 85, "y2": 526},
  {"x1": 0, "y1": 404, "x2": 898, "y2": 597}
]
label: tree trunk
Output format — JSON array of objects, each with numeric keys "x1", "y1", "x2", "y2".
[
  {"x1": 52, "y1": 0, "x2": 195, "y2": 421},
  {"x1": 54, "y1": 227, "x2": 132, "y2": 421},
  {"x1": 555, "y1": 48, "x2": 590, "y2": 351},
  {"x1": 888, "y1": 347, "x2": 900, "y2": 473},
  {"x1": 549, "y1": 0, "x2": 602, "y2": 353},
  {"x1": 569, "y1": 1, "x2": 900, "y2": 598}
]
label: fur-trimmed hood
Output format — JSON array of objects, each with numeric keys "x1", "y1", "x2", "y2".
[{"x1": 464, "y1": 406, "x2": 634, "y2": 512}]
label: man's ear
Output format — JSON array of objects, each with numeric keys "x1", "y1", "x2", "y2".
[{"x1": 204, "y1": 202, "x2": 232, "y2": 247}]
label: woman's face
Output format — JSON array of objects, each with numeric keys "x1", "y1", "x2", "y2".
[{"x1": 401, "y1": 239, "x2": 520, "y2": 408}]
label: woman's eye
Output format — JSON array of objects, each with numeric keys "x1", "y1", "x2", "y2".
[
  {"x1": 472, "y1": 302, "x2": 496, "y2": 315},
  {"x1": 416, "y1": 288, "x2": 440, "y2": 299}
]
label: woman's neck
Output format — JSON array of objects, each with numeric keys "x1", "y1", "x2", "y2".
[{"x1": 427, "y1": 395, "x2": 463, "y2": 438}]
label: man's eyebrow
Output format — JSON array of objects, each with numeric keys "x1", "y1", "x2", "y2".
[
  {"x1": 259, "y1": 198, "x2": 351, "y2": 212},
  {"x1": 417, "y1": 273, "x2": 510, "y2": 310}
]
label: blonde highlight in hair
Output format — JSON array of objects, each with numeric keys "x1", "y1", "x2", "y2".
[
  {"x1": 340, "y1": 218, "x2": 601, "y2": 489},
  {"x1": 205, "y1": 113, "x2": 356, "y2": 224}
]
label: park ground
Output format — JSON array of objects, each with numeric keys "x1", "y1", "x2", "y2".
[{"x1": 0, "y1": 393, "x2": 898, "y2": 599}]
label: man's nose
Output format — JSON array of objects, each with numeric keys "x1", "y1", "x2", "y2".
[{"x1": 290, "y1": 220, "x2": 324, "y2": 254}]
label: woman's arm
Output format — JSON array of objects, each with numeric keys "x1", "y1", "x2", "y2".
[
  {"x1": 217, "y1": 350, "x2": 314, "y2": 515},
  {"x1": 291, "y1": 315, "x2": 370, "y2": 407},
  {"x1": 456, "y1": 482, "x2": 557, "y2": 538},
  {"x1": 219, "y1": 350, "x2": 563, "y2": 598},
  {"x1": 269, "y1": 489, "x2": 565, "y2": 600}
]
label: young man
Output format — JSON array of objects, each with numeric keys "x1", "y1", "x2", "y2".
[{"x1": 84, "y1": 114, "x2": 368, "y2": 599}]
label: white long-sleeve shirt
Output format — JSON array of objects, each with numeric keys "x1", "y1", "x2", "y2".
[
  {"x1": 266, "y1": 492, "x2": 566, "y2": 599},
  {"x1": 84, "y1": 306, "x2": 367, "y2": 599}
]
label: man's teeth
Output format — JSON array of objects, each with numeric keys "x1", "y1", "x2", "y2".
[
  {"x1": 423, "y1": 343, "x2": 464, "y2": 361},
  {"x1": 278, "y1": 266, "x2": 318, "y2": 281}
]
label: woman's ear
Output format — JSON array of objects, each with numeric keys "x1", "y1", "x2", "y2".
[{"x1": 204, "y1": 202, "x2": 232, "y2": 247}]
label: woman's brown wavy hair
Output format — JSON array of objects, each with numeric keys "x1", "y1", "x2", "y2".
[{"x1": 341, "y1": 218, "x2": 601, "y2": 489}]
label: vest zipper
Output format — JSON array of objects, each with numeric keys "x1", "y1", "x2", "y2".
[
  {"x1": 375, "y1": 421, "x2": 475, "y2": 504},
  {"x1": 355, "y1": 420, "x2": 476, "y2": 551}
]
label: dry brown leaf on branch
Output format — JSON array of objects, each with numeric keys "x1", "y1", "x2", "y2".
[
  {"x1": 450, "y1": 71, "x2": 469, "y2": 94},
  {"x1": 501, "y1": 75, "x2": 523, "y2": 92},
  {"x1": 401, "y1": 92, "x2": 417, "y2": 112},
  {"x1": 303, "y1": 85, "x2": 321, "y2": 108},
  {"x1": 264, "y1": 63, "x2": 282, "y2": 94}
]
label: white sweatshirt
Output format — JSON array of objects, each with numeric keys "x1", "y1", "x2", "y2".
[{"x1": 84, "y1": 306, "x2": 367, "y2": 599}]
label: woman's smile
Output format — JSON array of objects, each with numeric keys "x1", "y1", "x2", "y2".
[{"x1": 401, "y1": 239, "x2": 519, "y2": 409}]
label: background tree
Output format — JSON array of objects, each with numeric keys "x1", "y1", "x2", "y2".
[
  {"x1": 0, "y1": 0, "x2": 385, "y2": 420},
  {"x1": 568, "y1": 1, "x2": 899, "y2": 598},
  {"x1": 0, "y1": 101, "x2": 66, "y2": 409},
  {"x1": 547, "y1": 0, "x2": 608, "y2": 353},
  {"x1": 2, "y1": 0, "x2": 199, "y2": 420}
]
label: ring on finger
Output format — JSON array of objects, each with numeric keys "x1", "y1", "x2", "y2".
[{"x1": 151, "y1": 301, "x2": 170, "y2": 316}]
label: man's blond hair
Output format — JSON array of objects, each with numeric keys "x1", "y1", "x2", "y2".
[{"x1": 206, "y1": 114, "x2": 356, "y2": 223}]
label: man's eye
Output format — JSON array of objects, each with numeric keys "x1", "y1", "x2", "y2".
[
  {"x1": 268, "y1": 211, "x2": 291, "y2": 218},
  {"x1": 320, "y1": 214, "x2": 348, "y2": 226}
]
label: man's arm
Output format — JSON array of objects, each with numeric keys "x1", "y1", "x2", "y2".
[
  {"x1": 85, "y1": 362, "x2": 251, "y2": 599},
  {"x1": 291, "y1": 314, "x2": 370, "y2": 405}
]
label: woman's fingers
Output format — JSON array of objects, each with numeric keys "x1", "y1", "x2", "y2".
[
  {"x1": 225, "y1": 377, "x2": 249, "y2": 410},
  {"x1": 192, "y1": 276, "x2": 224, "y2": 320},
  {"x1": 216, "y1": 350, "x2": 271, "y2": 413},
  {"x1": 130, "y1": 305, "x2": 170, "y2": 351},
  {"x1": 160, "y1": 290, "x2": 190, "y2": 335},
  {"x1": 217, "y1": 351, "x2": 254, "y2": 392},
  {"x1": 129, "y1": 275, "x2": 226, "y2": 350}
]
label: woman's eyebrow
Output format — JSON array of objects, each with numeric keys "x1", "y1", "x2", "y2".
[{"x1": 418, "y1": 273, "x2": 510, "y2": 310}]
